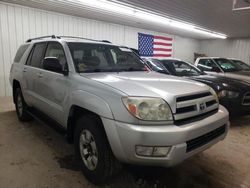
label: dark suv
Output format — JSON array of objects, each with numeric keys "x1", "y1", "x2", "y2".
[{"x1": 145, "y1": 58, "x2": 250, "y2": 115}]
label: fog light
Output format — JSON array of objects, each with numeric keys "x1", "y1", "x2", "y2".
[
  {"x1": 136, "y1": 146, "x2": 154, "y2": 156},
  {"x1": 152, "y1": 147, "x2": 171, "y2": 157},
  {"x1": 136, "y1": 146, "x2": 171, "y2": 157}
]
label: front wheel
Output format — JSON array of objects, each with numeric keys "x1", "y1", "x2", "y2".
[
  {"x1": 74, "y1": 114, "x2": 121, "y2": 184},
  {"x1": 14, "y1": 88, "x2": 32, "y2": 121}
]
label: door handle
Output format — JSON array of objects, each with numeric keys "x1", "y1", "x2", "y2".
[
  {"x1": 23, "y1": 68, "x2": 27, "y2": 73},
  {"x1": 37, "y1": 72, "x2": 43, "y2": 78}
]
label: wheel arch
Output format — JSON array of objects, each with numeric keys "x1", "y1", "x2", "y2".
[
  {"x1": 66, "y1": 90, "x2": 114, "y2": 143},
  {"x1": 12, "y1": 79, "x2": 21, "y2": 103}
]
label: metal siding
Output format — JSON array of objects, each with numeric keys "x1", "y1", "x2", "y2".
[
  {"x1": 200, "y1": 39, "x2": 250, "y2": 64},
  {"x1": 174, "y1": 36, "x2": 200, "y2": 63},
  {"x1": 0, "y1": 2, "x2": 199, "y2": 96},
  {"x1": 0, "y1": 4, "x2": 5, "y2": 96}
]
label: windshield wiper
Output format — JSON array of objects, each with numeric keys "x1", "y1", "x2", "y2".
[
  {"x1": 82, "y1": 68, "x2": 103, "y2": 73},
  {"x1": 112, "y1": 66, "x2": 147, "y2": 72},
  {"x1": 81, "y1": 67, "x2": 146, "y2": 73}
]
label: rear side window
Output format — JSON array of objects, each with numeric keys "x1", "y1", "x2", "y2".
[
  {"x1": 14, "y1": 44, "x2": 29, "y2": 63},
  {"x1": 197, "y1": 59, "x2": 219, "y2": 71},
  {"x1": 27, "y1": 43, "x2": 47, "y2": 68}
]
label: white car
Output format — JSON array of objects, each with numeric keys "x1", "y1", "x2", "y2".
[{"x1": 195, "y1": 57, "x2": 250, "y2": 82}]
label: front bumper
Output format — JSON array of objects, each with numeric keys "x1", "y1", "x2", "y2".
[{"x1": 102, "y1": 105, "x2": 229, "y2": 167}]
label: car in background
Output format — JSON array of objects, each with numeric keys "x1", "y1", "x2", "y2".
[
  {"x1": 144, "y1": 58, "x2": 250, "y2": 115},
  {"x1": 130, "y1": 48, "x2": 140, "y2": 57},
  {"x1": 229, "y1": 58, "x2": 250, "y2": 71},
  {"x1": 194, "y1": 57, "x2": 250, "y2": 82}
]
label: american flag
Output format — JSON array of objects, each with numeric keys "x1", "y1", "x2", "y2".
[{"x1": 138, "y1": 33, "x2": 173, "y2": 57}]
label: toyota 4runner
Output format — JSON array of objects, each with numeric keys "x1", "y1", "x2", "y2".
[{"x1": 10, "y1": 35, "x2": 229, "y2": 184}]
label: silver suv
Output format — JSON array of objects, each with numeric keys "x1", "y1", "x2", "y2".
[{"x1": 10, "y1": 36, "x2": 229, "y2": 184}]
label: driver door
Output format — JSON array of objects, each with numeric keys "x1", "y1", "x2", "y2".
[{"x1": 35, "y1": 42, "x2": 69, "y2": 124}]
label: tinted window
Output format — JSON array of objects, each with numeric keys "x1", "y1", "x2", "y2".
[
  {"x1": 231, "y1": 60, "x2": 250, "y2": 71},
  {"x1": 45, "y1": 42, "x2": 66, "y2": 66},
  {"x1": 146, "y1": 59, "x2": 169, "y2": 73},
  {"x1": 14, "y1": 44, "x2": 29, "y2": 63},
  {"x1": 214, "y1": 58, "x2": 241, "y2": 72},
  {"x1": 68, "y1": 43, "x2": 146, "y2": 73},
  {"x1": 161, "y1": 60, "x2": 202, "y2": 76},
  {"x1": 28, "y1": 43, "x2": 47, "y2": 68},
  {"x1": 197, "y1": 59, "x2": 220, "y2": 72}
]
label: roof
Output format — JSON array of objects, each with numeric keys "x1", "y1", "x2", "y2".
[{"x1": 196, "y1": 57, "x2": 225, "y2": 60}]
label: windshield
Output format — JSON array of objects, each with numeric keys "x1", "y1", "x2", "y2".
[
  {"x1": 231, "y1": 60, "x2": 250, "y2": 71},
  {"x1": 68, "y1": 43, "x2": 146, "y2": 73},
  {"x1": 214, "y1": 58, "x2": 242, "y2": 72},
  {"x1": 159, "y1": 60, "x2": 204, "y2": 76}
]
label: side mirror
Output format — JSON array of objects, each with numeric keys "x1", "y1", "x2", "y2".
[{"x1": 43, "y1": 57, "x2": 68, "y2": 75}]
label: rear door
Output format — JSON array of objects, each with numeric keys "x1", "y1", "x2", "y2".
[
  {"x1": 22, "y1": 42, "x2": 47, "y2": 106},
  {"x1": 35, "y1": 42, "x2": 69, "y2": 124}
]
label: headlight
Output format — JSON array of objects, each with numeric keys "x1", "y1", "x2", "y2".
[
  {"x1": 122, "y1": 97, "x2": 173, "y2": 121},
  {"x1": 209, "y1": 87, "x2": 219, "y2": 103},
  {"x1": 217, "y1": 90, "x2": 239, "y2": 98}
]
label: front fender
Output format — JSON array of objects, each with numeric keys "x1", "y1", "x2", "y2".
[{"x1": 66, "y1": 90, "x2": 114, "y2": 120}]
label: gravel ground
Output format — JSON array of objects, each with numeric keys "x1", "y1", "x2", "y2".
[{"x1": 0, "y1": 98, "x2": 249, "y2": 188}]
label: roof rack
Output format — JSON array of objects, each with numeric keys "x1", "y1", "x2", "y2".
[
  {"x1": 59, "y1": 36, "x2": 112, "y2": 43},
  {"x1": 26, "y1": 35, "x2": 59, "y2": 43},
  {"x1": 26, "y1": 35, "x2": 112, "y2": 44}
]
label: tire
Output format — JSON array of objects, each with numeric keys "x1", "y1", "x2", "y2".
[
  {"x1": 74, "y1": 114, "x2": 121, "y2": 184},
  {"x1": 14, "y1": 88, "x2": 32, "y2": 121}
]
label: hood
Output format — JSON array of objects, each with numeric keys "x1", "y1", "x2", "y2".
[
  {"x1": 189, "y1": 75, "x2": 250, "y2": 91},
  {"x1": 80, "y1": 71, "x2": 210, "y2": 99}
]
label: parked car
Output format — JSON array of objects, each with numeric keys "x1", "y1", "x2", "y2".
[
  {"x1": 195, "y1": 57, "x2": 250, "y2": 82},
  {"x1": 229, "y1": 58, "x2": 250, "y2": 71},
  {"x1": 10, "y1": 35, "x2": 229, "y2": 184},
  {"x1": 144, "y1": 58, "x2": 250, "y2": 115}
]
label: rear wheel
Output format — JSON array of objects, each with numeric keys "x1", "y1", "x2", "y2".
[
  {"x1": 74, "y1": 114, "x2": 121, "y2": 184},
  {"x1": 14, "y1": 88, "x2": 32, "y2": 121}
]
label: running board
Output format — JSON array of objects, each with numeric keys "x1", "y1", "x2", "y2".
[{"x1": 27, "y1": 107, "x2": 67, "y2": 137}]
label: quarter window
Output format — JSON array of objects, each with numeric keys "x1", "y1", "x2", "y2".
[{"x1": 14, "y1": 44, "x2": 29, "y2": 63}]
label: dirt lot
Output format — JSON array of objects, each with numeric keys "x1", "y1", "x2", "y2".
[{"x1": 0, "y1": 97, "x2": 250, "y2": 188}]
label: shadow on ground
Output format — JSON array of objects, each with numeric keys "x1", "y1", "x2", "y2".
[{"x1": 1, "y1": 111, "x2": 249, "y2": 188}]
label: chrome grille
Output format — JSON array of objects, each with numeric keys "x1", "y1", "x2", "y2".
[
  {"x1": 242, "y1": 92, "x2": 250, "y2": 105},
  {"x1": 175, "y1": 91, "x2": 219, "y2": 123}
]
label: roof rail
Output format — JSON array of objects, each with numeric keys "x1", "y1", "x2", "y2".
[
  {"x1": 26, "y1": 35, "x2": 59, "y2": 43},
  {"x1": 59, "y1": 36, "x2": 112, "y2": 43}
]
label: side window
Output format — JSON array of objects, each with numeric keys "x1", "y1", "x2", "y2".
[
  {"x1": 144, "y1": 60, "x2": 153, "y2": 69},
  {"x1": 150, "y1": 60, "x2": 167, "y2": 72},
  {"x1": 27, "y1": 43, "x2": 47, "y2": 68},
  {"x1": 173, "y1": 61, "x2": 190, "y2": 72},
  {"x1": 14, "y1": 44, "x2": 29, "y2": 63},
  {"x1": 197, "y1": 59, "x2": 220, "y2": 72},
  {"x1": 44, "y1": 42, "x2": 66, "y2": 66}
]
